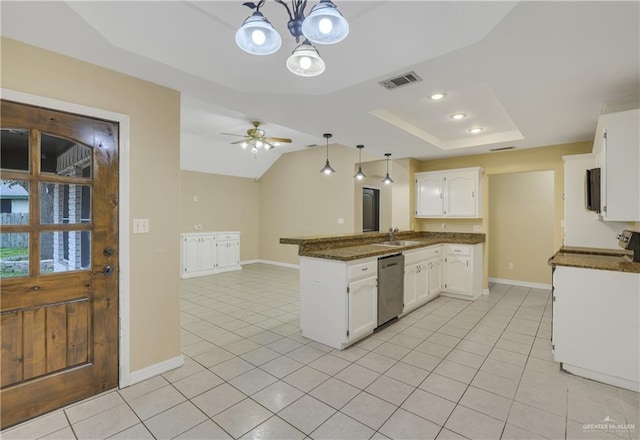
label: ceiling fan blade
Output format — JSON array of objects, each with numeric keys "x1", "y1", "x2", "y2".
[
  {"x1": 220, "y1": 132, "x2": 246, "y2": 137},
  {"x1": 265, "y1": 137, "x2": 292, "y2": 143},
  {"x1": 230, "y1": 139, "x2": 249, "y2": 145}
]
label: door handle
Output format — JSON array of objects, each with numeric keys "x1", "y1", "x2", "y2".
[
  {"x1": 102, "y1": 265, "x2": 114, "y2": 276},
  {"x1": 103, "y1": 247, "x2": 114, "y2": 257}
]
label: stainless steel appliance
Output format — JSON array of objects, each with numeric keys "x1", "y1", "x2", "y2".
[
  {"x1": 377, "y1": 253, "x2": 404, "y2": 327},
  {"x1": 617, "y1": 230, "x2": 640, "y2": 262}
]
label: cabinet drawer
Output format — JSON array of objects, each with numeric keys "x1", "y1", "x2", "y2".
[
  {"x1": 404, "y1": 250, "x2": 429, "y2": 266},
  {"x1": 348, "y1": 261, "x2": 377, "y2": 280},
  {"x1": 218, "y1": 234, "x2": 237, "y2": 240},
  {"x1": 446, "y1": 244, "x2": 471, "y2": 256},
  {"x1": 425, "y1": 246, "x2": 442, "y2": 258}
]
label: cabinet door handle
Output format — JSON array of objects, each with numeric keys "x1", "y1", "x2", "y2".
[
  {"x1": 362, "y1": 267, "x2": 368, "y2": 271},
  {"x1": 466, "y1": 260, "x2": 469, "y2": 267}
]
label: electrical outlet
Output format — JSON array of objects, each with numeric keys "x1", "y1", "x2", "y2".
[
  {"x1": 508, "y1": 262, "x2": 514, "y2": 270},
  {"x1": 193, "y1": 224, "x2": 202, "y2": 230},
  {"x1": 337, "y1": 218, "x2": 344, "y2": 224},
  {"x1": 441, "y1": 223, "x2": 446, "y2": 229},
  {"x1": 133, "y1": 218, "x2": 149, "y2": 233},
  {"x1": 473, "y1": 225, "x2": 481, "y2": 232}
]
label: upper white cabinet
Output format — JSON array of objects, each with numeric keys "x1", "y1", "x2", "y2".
[
  {"x1": 181, "y1": 232, "x2": 241, "y2": 278},
  {"x1": 594, "y1": 109, "x2": 640, "y2": 222},
  {"x1": 415, "y1": 167, "x2": 483, "y2": 218}
]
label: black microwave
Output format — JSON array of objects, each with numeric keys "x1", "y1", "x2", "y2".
[{"x1": 585, "y1": 167, "x2": 601, "y2": 212}]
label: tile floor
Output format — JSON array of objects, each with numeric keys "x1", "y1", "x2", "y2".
[{"x1": 3, "y1": 263, "x2": 638, "y2": 440}]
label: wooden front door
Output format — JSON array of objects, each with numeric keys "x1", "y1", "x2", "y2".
[{"x1": 0, "y1": 100, "x2": 119, "y2": 429}]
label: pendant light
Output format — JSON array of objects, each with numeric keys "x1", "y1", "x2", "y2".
[
  {"x1": 235, "y1": 11, "x2": 282, "y2": 55},
  {"x1": 354, "y1": 144, "x2": 367, "y2": 180},
  {"x1": 301, "y1": 0, "x2": 350, "y2": 45},
  {"x1": 286, "y1": 40, "x2": 325, "y2": 77},
  {"x1": 382, "y1": 153, "x2": 394, "y2": 184},
  {"x1": 320, "y1": 133, "x2": 336, "y2": 175}
]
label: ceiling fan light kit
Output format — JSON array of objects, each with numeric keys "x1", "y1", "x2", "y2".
[
  {"x1": 225, "y1": 120, "x2": 292, "y2": 153},
  {"x1": 236, "y1": 0, "x2": 349, "y2": 77}
]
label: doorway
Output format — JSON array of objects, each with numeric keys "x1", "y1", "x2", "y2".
[
  {"x1": 0, "y1": 100, "x2": 120, "y2": 428},
  {"x1": 363, "y1": 187, "x2": 380, "y2": 232}
]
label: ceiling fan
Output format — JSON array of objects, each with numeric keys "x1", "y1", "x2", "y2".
[{"x1": 221, "y1": 121, "x2": 292, "y2": 153}]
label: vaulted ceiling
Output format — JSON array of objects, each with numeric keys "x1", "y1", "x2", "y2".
[{"x1": 2, "y1": 1, "x2": 639, "y2": 178}]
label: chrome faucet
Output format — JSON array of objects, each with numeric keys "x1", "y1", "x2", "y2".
[{"x1": 388, "y1": 227, "x2": 399, "y2": 242}]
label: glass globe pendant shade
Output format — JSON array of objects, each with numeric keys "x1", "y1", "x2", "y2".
[
  {"x1": 302, "y1": 0, "x2": 349, "y2": 45},
  {"x1": 286, "y1": 40, "x2": 325, "y2": 77},
  {"x1": 235, "y1": 12, "x2": 282, "y2": 55}
]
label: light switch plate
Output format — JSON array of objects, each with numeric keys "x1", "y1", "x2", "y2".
[{"x1": 133, "y1": 218, "x2": 149, "y2": 233}]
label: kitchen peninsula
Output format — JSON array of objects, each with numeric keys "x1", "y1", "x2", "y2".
[
  {"x1": 549, "y1": 246, "x2": 640, "y2": 391},
  {"x1": 281, "y1": 231, "x2": 485, "y2": 350}
]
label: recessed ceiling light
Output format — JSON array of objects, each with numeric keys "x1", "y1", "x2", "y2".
[
  {"x1": 468, "y1": 127, "x2": 484, "y2": 134},
  {"x1": 430, "y1": 93, "x2": 446, "y2": 100},
  {"x1": 451, "y1": 113, "x2": 466, "y2": 120}
]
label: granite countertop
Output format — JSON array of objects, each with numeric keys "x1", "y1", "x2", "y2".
[
  {"x1": 281, "y1": 231, "x2": 485, "y2": 261},
  {"x1": 549, "y1": 246, "x2": 639, "y2": 274}
]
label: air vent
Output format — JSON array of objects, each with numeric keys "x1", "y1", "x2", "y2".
[
  {"x1": 490, "y1": 146, "x2": 516, "y2": 152},
  {"x1": 379, "y1": 71, "x2": 423, "y2": 90}
]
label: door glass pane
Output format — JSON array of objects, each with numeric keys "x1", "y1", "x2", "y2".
[
  {"x1": 41, "y1": 134, "x2": 92, "y2": 177},
  {"x1": 1, "y1": 233, "x2": 29, "y2": 278},
  {"x1": 0, "y1": 129, "x2": 29, "y2": 171},
  {"x1": 0, "y1": 180, "x2": 29, "y2": 224},
  {"x1": 40, "y1": 183, "x2": 91, "y2": 224},
  {"x1": 41, "y1": 231, "x2": 91, "y2": 273}
]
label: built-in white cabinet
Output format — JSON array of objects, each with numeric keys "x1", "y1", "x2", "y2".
[
  {"x1": 300, "y1": 257, "x2": 378, "y2": 350},
  {"x1": 415, "y1": 167, "x2": 483, "y2": 218},
  {"x1": 553, "y1": 266, "x2": 639, "y2": 391},
  {"x1": 181, "y1": 232, "x2": 241, "y2": 279},
  {"x1": 347, "y1": 261, "x2": 378, "y2": 342},
  {"x1": 594, "y1": 109, "x2": 640, "y2": 222},
  {"x1": 403, "y1": 246, "x2": 442, "y2": 314},
  {"x1": 441, "y1": 244, "x2": 483, "y2": 300},
  {"x1": 182, "y1": 234, "x2": 217, "y2": 277}
]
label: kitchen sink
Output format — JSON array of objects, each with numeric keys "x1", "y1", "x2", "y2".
[{"x1": 373, "y1": 240, "x2": 422, "y2": 247}]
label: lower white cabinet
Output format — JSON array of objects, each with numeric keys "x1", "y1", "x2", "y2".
[
  {"x1": 181, "y1": 232, "x2": 241, "y2": 279},
  {"x1": 300, "y1": 256, "x2": 378, "y2": 350},
  {"x1": 403, "y1": 247, "x2": 442, "y2": 314},
  {"x1": 441, "y1": 244, "x2": 483, "y2": 300},
  {"x1": 553, "y1": 266, "x2": 639, "y2": 391}
]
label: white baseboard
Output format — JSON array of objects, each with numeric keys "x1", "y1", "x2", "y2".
[
  {"x1": 488, "y1": 277, "x2": 551, "y2": 290},
  {"x1": 125, "y1": 355, "x2": 184, "y2": 387},
  {"x1": 243, "y1": 259, "x2": 300, "y2": 270}
]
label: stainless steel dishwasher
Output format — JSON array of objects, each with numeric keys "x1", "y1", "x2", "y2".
[{"x1": 377, "y1": 253, "x2": 404, "y2": 327}]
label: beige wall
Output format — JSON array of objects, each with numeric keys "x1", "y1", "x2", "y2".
[
  {"x1": 180, "y1": 171, "x2": 260, "y2": 261},
  {"x1": 259, "y1": 143, "x2": 360, "y2": 264},
  {"x1": 1, "y1": 38, "x2": 182, "y2": 372},
  {"x1": 416, "y1": 141, "x2": 593, "y2": 287},
  {"x1": 489, "y1": 171, "x2": 555, "y2": 284}
]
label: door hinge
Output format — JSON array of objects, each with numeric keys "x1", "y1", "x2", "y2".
[
  {"x1": 347, "y1": 330, "x2": 350, "y2": 337},
  {"x1": 603, "y1": 131, "x2": 607, "y2": 139},
  {"x1": 552, "y1": 344, "x2": 555, "y2": 350},
  {"x1": 347, "y1": 286, "x2": 350, "y2": 293},
  {"x1": 444, "y1": 283, "x2": 447, "y2": 288},
  {"x1": 552, "y1": 295, "x2": 556, "y2": 302}
]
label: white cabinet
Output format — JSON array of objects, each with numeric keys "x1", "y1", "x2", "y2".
[
  {"x1": 299, "y1": 257, "x2": 378, "y2": 350},
  {"x1": 217, "y1": 233, "x2": 241, "y2": 270},
  {"x1": 403, "y1": 246, "x2": 442, "y2": 315},
  {"x1": 595, "y1": 109, "x2": 640, "y2": 221},
  {"x1": 347, "y1": 275, "x2": 378, "y2": 342},
  {"x1": 441, "y1": 244, "x2": 483, "y2": 300},
  {"x1": 182, "y1": 234, "x2": 217, "y2": 277},
  {"x1": 553, "y1": 266, "x2": 639, "y2": 391},
  {"x1": 427, "y1": 255, "x2": 442, "y2": 297},
  {"x1": 415, "y1": 168, "x2": 483, "y2": 218},
  {"x1": 181, "y1": 232, "x2": 241, "y2": 279}
]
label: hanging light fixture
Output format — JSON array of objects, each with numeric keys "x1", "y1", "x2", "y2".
[
  {"x1": 382, "y1": 153, "x2": 394, "y2": 185},
  {"x1": 286, "y1": 40, "x2": 325, "y2": 77},
  {"x1": 235, "y1": 0, "x2": 349, "y2": 77},
  {"x1": 354, "y1": 144, "x2": 367, "y2": 180},
  {"x1": 320, "y1": 133, "x2": 335, "y2": 175}
]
